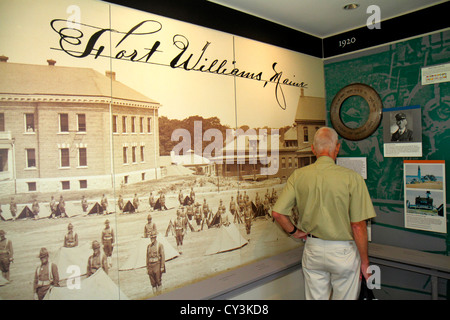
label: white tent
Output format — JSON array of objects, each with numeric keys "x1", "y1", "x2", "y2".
[
  {"x1": 119, "y1": 235, "x2": 179, "y2": 271},
  {"x1": 44, "y1": 269, "x2": 129, "y2": 300},
  {"x1": 205, "y1": 223, "x2": 248, "y2": 255},
  {"x1": 51, "y1": 242, "x2": 92, "y2": 279}
]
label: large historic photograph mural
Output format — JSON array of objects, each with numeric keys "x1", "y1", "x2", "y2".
[{"x1": 0, "y1": 0, "x2": 325, "y2": 299}]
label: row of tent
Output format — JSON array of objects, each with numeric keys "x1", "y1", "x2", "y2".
[
  {"x1": 1, "y1": 198, "x2": 270, "y2": 221},
  {"x1": 0, "y1": 199, "x2": 150, "y2": 221}
]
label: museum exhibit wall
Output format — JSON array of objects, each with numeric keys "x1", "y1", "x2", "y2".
[
  {"x1": 0, "y1": 0, "x2": 323, "y2": 300},
  {"x1": 324, "y1": 29, "x2": 450, "y2": 299}
]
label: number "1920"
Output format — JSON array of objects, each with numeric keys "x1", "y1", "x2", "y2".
[{"x1": 339, "y1": 37, "x2": 356, "y2": 48}]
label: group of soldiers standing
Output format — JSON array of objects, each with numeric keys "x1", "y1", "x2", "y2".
[
  {"x1": 1, "y1": 185, "x2": 280, "y2": 300},
  {"x1": 1, "y1": 195, "x2": 68, "y2": 221},
  {"x1": 31, "y1": 219, "x2": 116, "y2": 300},
  {"x1": 166, "y1": 187, "x2": 279, "y2": 255}
]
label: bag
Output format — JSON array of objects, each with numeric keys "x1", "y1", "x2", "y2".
[{"x1": 358, "y1": 277, "x2": 376, "y2": 300}]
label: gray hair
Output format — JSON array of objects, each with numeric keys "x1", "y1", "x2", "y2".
[{"x1": 313, "y1": 127, "x2": 339, "y2": 154}]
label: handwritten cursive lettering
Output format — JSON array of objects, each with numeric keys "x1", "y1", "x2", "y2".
[{"x1": 50, "y1": 19, "x2": 307, "y2": 110}]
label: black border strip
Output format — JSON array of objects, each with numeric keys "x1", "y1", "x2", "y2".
[
  {"x1": 103, "y1": 0, "x2": 449, "y2": 59},
  {"x1": 102, "y1": 0, "x2": 323, "y2": 58},
  {"x1": 323, "y1": 2, "x2": 450, "y2": 58}
]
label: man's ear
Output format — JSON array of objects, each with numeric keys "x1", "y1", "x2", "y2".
[{"x1": 334, "y1": 143, "x2": 341, "y2": 158}]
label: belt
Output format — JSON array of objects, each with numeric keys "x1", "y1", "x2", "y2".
[{"x1": 307, "y1": 234, "x2": 318, "y2": 239}]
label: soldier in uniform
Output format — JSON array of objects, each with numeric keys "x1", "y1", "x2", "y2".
[
  {"x1": 117, "y1": 194, "x2": 124, "y2": 213},
  {"x1": 132, "y1": 193, "x2": 140, "y2": 212},
  {"x1": 101, "y1": 220, "x2": 114, "y2": 267},
  {"x1": 49, "y1": 196, "x2": 57, "y2": 218},
  {"x1": 186, "y1": 204, "x2": 194, "y2": 220},
  {"x1": 0, "y1": 230, "x2": 13, "y2": 281},
  {"x1": 146, "y1": 229, "x2": 165, "y2": 295},
  {"x1": 244, "y1": 203, "x2": 253, "y2": 235},
  {"x1": 81, "y1": 195, "x2": 89, "y2": 213},
  {"x1": 202, "y1": 198, "x2": 210, "y2": 219},
  {"x1": 9, "y1": 197, "x2": 17, "y2": 221},
  {"x1": 64, "y1": 223, "x2": 78, "y2": 248},
  {"x1": 219, "y1": 200, "x2": 230, "y2": 227},
  {"x1": 189, "y1": 187, "x2": 195, "y2": 204},
  {"x1": 149, "y1": 192, "x2": 155, "y2": 211},
  {"x1": 391, "y1": 112, "x2": 413, "y2": 142},
  {"x1": 33, "y1": 248, "x2": 59, "y2": 300},
  {"x1": 193, "y1": 202, "x2": 203, "y2": 226},
  {"x1": 86, "y1": 240, "x2": 108, "y2": 277},
  {"x1": 238, "y1": 193, "x2": 245, "y2": 214},
  {"x1": 159, "y1": 193, "x2": 168, "y2": 210},
  {"x1": 230, "y1": 196, "x2": 242, "y2": 224},
  {"x1": 101, "y1": 194, "x2": 108, "y2": 214},
  {"x1": 174, "y1": 210, "x2": 185, "y2": 254},
  {"x1": 144, "y1": 214, "x2": 157, "y2": 238},
  {"x1": 31, "y1": 199, "x2": 39, "y2": 220},
  {"x1": 58, "y1": 195, "x2": 67, "y2": 218}
]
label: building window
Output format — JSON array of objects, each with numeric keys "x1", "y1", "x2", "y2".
[
  {"x1": 123, "y1": 147, "x2": 128, "y2": 164},
  {"x1": 60, "y1": 148, "x2": 70, "y2": 167},
  {"x1": 281, "y1": 157, "x2": 286, "y2": 169},
  {"x1": 79, "y1": 180, "x2": 87, "y2": 189},
  {"x1": 79, "y1": 148, "x2": 87, "y2": 167},
  {"x1": 141, "y1": 172, "x2": 145, "y2": 181},
  {"x1": 131, "y1": 116, "x2": 136, "y2": 133},
  {"x1": 132, "y1": 146, "x2": 136, "y2": 163},
  {"x1": 26, "y1": 149, "x2": 36, "y2": 168},
  {"x1": 124, "y1": 175, "x2": 129, "y2": 184},
  {"x1": 147, "y1": 117, "x2": 152, "y2": 133},
  {"x1": 122, "y1": 116, "x2": 127, "y2": 133},
  {"x1": 25, "y1": 113, "x2": 35, "y2": 132},
  {"x1": 112, "y1": 115, "x2": 118, "y2": 133},
  {"x1": 61, "y1": 181, "x2": 70, "y2": 190},
  {"x1": 288, "y1": 157, "x2": 292, "y2": 168},
  {"x1": 0, "y1": 149, "x2": 8, "y2": 172},
  {"x1": 303, "y1": 126, "x2": 309, "y2": 142},
  {"x1": 140, "y1": 146, "x2": 145, "y2": 162},
  {"x1": 60, "y1": 113, "x2": 69, "y2": 132},
  {"x1": 27, "y1": 182, "x2": 37, "y2": 192},
  {"x1": 77, "y1": 114, "x2": 86, "y2": 132},
  {"x1": 139, "y1": 117, "x2": 144, "y2": 133},
  {"x1": 0, "y1": 113, "x2": 4, "y2": 131}
]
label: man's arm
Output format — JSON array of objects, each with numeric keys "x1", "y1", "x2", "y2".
[
  {"x1": 272, "y1": 211, "x2": 307, "y2": 239},
  {"x1": 351, "y1": 220, "x2": 370, "y2": 280}
]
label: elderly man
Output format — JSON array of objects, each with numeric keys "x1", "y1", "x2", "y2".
[{"x1": 272, "y1": 127, "x2": 376, "y2": 300}]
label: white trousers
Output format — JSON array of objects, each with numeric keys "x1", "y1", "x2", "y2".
[{"x1": 302, "y1": 237, "x2": 360, "y2": 300}]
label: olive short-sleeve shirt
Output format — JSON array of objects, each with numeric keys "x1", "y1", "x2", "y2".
[{"x1": 273, "y1": 156, "x2": 376, "y2": 241}]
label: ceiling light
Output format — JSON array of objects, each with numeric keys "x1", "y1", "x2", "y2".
[{"x1": 343, "y1": 3, "x2": 360, "y2": 10}]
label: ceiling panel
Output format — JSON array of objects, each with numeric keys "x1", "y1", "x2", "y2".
[{"x1": 208, "y1": 0, "x2": 448, "y2": 37}]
